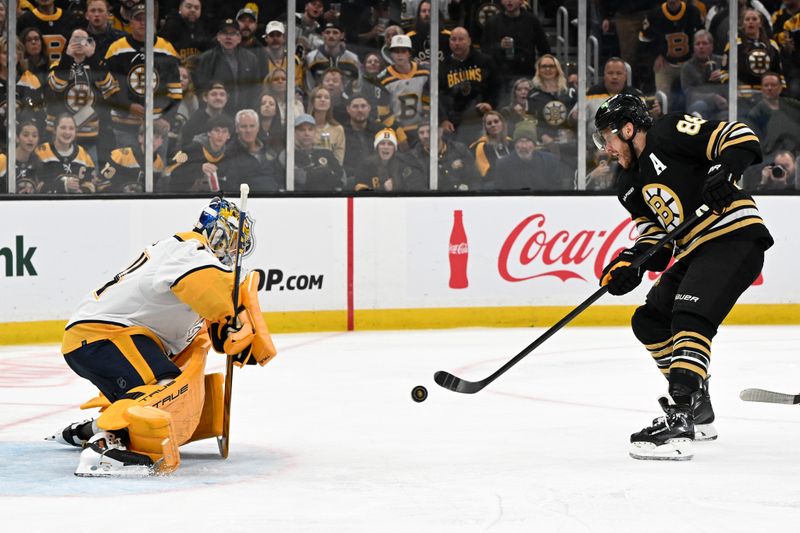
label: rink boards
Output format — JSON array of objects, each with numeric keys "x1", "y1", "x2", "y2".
[{"x1": 1, "y1": 195, "x2": 797, "y2": 342}]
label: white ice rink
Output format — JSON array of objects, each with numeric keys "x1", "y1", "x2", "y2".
[{"x1": 2, "y1": 325, "x2": 799, "y2": 532}]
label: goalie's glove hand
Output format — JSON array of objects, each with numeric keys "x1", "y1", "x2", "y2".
[
  {"x1": 600, "y1": 248, "x2": 643, "y2": 296},
  {"x1": 702, "y1": 164, "x2": 740, "y2": 214},
  {"x1": 209, "y1": 312, "x2": 255, "y2": 358}
]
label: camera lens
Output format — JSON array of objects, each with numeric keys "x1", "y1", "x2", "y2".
[{"x1": 772, "y1": 165, "x2": 786, "y2": 178}]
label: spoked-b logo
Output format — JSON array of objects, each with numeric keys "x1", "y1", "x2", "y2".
[{"x1": 1, "y1": 236, "x2": 37, "y2": 277}]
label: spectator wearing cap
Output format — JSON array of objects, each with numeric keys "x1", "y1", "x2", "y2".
[
  {"x1": 264, "y1": 20, "x2": 304, "y2": 89},
  {"x1": 166, "y1": 113, "x2": 234, "y2": 192},
  {"x1": 109, "y1": 0, "x2": 141, "y2": 35},
  {"x1": 104, "y1": 3, "x2": 183, "y2": 151},
  {"x1": 305, "y1": 20, "x2": 362, "y2": 94},
  {"x1": 193, "y1": 18, "x2": 262, "y2": 114},
  {"x1": 160, "y1": 0, "x2": 211, "y2": 63},
  {"x1": 376, "y1": 34, "x2": 430, "y2": 150},
  {"x1": 494, "y1": 120, "x2": 570, "y2": 191},
  {"x1": 291, "y1": 113, "x2": 346, "y2": 191},
  {"x1": 236, "y1": 5, "x2": 268, "y2": 80},
  {"x1": 296, "y1": 0, "x2": 326, "y2": 55},
  {"x1": 219, "y1": 108, "x2": 283, "y2": 193},
  {"x1": 181, "y1": 80, "x2": 229, "y2": 147},
  {"x1": 353, "y1": 128, "x2": 426, "y2": 191}
]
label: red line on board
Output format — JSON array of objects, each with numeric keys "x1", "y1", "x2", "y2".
[{"x1": 347, "y1": 197, "x2": 354, "y2": 331}]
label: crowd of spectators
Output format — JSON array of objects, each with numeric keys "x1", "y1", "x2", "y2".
[{"x1": 1, "y1": 0, "x2": 798, "y2": 194}]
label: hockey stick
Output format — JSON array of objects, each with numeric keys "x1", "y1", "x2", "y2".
[
  {"x1": 434, "y1": 205, "x2": 712, "y2": 395},
  {"x1": 218, "y1": 184, "x2": 250, "y2": 458},
  {"x1": 740, "y1": 388, "x2": 800, "y2": 405}
]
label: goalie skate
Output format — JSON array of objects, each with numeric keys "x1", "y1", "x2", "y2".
[
  {"x1": 74, "y1": 431, "x2": 154, "y2": 478},
  {"x1": 45, "y1": 419, "x2": 95, "y2": 447},
  {"x1": 629, "y1": 396, "x2": 694, "y2": 461}
]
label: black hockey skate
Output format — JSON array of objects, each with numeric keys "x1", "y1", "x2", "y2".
[
  {"x1": 45, "y1": 419, "x2": 96, "y2": 447},
  {"x1": 630, "y1": 395, "x2": 694, "y2": 461},
  {"x1": 693, "y1": 377, "x2": 717, "y2": 441}
]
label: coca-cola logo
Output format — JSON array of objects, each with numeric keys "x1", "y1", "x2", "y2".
[
  {"x1": 498, "y1": 213, "x2": 636, "y2": 282},
  {"x1": 449, "y1": 243, "x2": 468, "y2": 254}
]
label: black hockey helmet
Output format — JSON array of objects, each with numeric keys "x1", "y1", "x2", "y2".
[{"x1": 593, "y1": 93, "x2": 653, "y2": 150}]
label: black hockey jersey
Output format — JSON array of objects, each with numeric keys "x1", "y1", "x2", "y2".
[
  {"x1": 17, "y1": 7, "x2": 77, "y2": 64},
  {"x1": 617, "y1": 113, "x2": 773, "y2": 261},
  {"x1": 640, "y1": 1, "x2": 703, "y2": 65},
  {"x1": 97, "y1": 146, "x2": 165, "y2": 193},
  {"x1": 35, "y1": 142, "x2": 95, "y2": 193},
  {"x1": 720, "y1": 37, "x2": 785, "y2": 97}
]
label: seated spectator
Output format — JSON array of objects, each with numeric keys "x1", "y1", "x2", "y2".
[
  {"x1": 377, "y1": 34, "x2": 431, "y2": 150},
  {"x1": 720, "y1": 8, "x2": 785, "y2": 108},
  {"x1": 571, "y1": 57, "x2": 644, "y2": 137},
  {"x1": 17, "y1": 0, "x2": 76, "y2": 64},
  {"x1": 352, "y1": 51, "x2": 386, "y2": 122},
  {"x1": 681, "y1": 29, "x2": 727, "y2": 119},
  {"x1": 439, "y1": 26, "x2": 500, "y2": 146},
  {"x1": 11, "y1": 119, "x2": 43, "y2": 193},
  {"x1": 495, "y1": 120, "x2": 570, "y2": 191},
  {"x1": 322, "y1": 67, "x2": 352, "y2": 125},
  {"x1": 20, "y1": 27, "x2": 47, "y2": 82},
  {"x1": 264, "y1": 67, "x2": 304, "y2": 126},
  {"x1": 181, "y1": 80, "x2": 229, "y2": 147},
  {"x1": 46, "y1": 27, "x2": 120, "y2": 167},
  {"x1": 84, "y1": 0, "x2": 124, "y2": 61},
  {"x1": 411, "y1": 122, "x2": 479, "y2": 191},
  {"x1": 342, "y1": 95, "x2": 380, "y2": 182},
  {"x1": 501, "y1": 78, "x2": 534, "y2": 135},
  {"x1": 0, "y1": 36, "x2": 45, "y2": 143},
  {"x1": 292, "y1": 113, "x2": 345, "y2": 191},
  {"x1": 263, "y1": 21, "x2": 304, "y2": 89},
  {"x1": 35, "y1": 113, "x2": 96, "y2": 193},
  {"x1": 305, "y1": 20, "x2": 361, "y2": 93},
  {"x1": 167, "y1": 113, "x2": 233, "y2": 192},
  {"x1": 194, "y1": 18, "x2": 261, "y2": 114},
  {"x1": 159, "y1": 0, "x2": 210, "y2": 64},
  {"x1": 354, "y1": 128, "x2": 426, "y2": 191},
  {"x1": 481, "y1": 0, "x2": 550, "y2": 104},
  {"x1": 746, "y1": 71, "x2": 800, "y2": 155},
  {"x1": 219, "y1": 109, "x2": 283, "y2": 193},
  {"x1": 585, "y1": 149, "x2": 619, "y2": 191},
  {"x1": 754, "y1": 149, "x2": 797, "y2": 190},
  {"x1": 308, "y1": 85, "x2": 346, "y2": 164},
  {"x1": 468, "y1": 110, "x2": 513, "y2": 189},
  {"x1": 95, "y1": 123, "x2": 167, "y2": 193},
  {"x1": 257, "y1": 92, "x2": 284, "y2": 155},
  {"x1": 528, "y1": 54, "x2": 576, "y2": 145}
]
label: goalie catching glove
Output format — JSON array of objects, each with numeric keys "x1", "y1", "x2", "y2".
[{"x1": 210, "y1": 271, "x2": 277, "y2": 366}]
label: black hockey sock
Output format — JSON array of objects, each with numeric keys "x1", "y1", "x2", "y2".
[{"x1": 669, "y1": 368, "x2": 702, "y2": 405}]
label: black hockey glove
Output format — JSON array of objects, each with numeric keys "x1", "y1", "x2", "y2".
[
  {"x1": 600, "y1": 248, "x2": 643, "y2": 296},
  {"x1": 702, "y1": 164, "x2": 739, "y2": 214}
]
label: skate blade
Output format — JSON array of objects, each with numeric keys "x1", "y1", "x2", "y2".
[
  {"x1": 694, "y1": 423, "x2": 718, "y2": 442},
  {"x1": 629, "y1": 438, "x2": 694, "y2": 461},
  {"x1": 75, "y1": 463, "x2": 154, "y2": 478}
]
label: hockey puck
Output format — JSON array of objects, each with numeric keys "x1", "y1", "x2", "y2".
[{"x1": 411, "y1": 385, "x2": 428, "y2": 403}]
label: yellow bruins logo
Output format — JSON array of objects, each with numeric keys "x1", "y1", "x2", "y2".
[
  {"x1": 477, "y1": 3, "x2": 500, "y2": 27},
  {"x1": 66, "y1": 83, "x2": 95, "y2": 112},
  {"x1": 642, "y1": 183, "x2": 683, "y2": 231},
  {"x1": 746, "y1": 47, "x2": 770, "y2": 76},
  {"x1": 128, "y1": 64, "x2": 159, "y2": 96},
  {"x1": 542, "y1": 100, "x2": 567, "y2": 126}
]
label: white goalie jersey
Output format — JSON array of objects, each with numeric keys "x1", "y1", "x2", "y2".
[{"x1": 64, "y1": 232, "x2": 236, "y2": 356}]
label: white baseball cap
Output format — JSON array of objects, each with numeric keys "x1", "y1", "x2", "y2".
[
  {"x1": 265, "y1": 20, "x2": 285, "y2": 35},
  {"x1": 389, "y1": 34, "x2": 412, "y2": 50}
]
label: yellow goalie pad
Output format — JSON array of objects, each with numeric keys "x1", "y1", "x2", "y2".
[{"x1": 236, "y1": 270, "x2": 278, "y2": 367}]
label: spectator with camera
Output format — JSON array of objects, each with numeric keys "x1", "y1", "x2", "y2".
[{"x1": 756, "y1": 150, "x2": 797, "y2": 190}]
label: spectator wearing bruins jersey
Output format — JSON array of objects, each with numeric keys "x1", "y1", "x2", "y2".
[
  {"x1": 96, "y1": 123, "x2": 167, "y2": 193},
  {"x1": 439, "y1": 27, "x2": 500, "y2": 146},
  {"x1": 720, "y1": 8, "x2": 785, "y2": 105},
  {"x1": 376, "y1": 35, "x2": 431, "y2": 150},
  {"x1": 166, "y1": 113, "x2": 232, "y2": 193},
  {"x1": 354, "y1": 128, "x2": 426, "y2": 191},
  {"x1": 0, "y1": 36, "x2": 46, "y2": 143},
  {"x1": 639, "y1": 0, "x2": 703, "y2": 100},
  {"x1": 407, "y1": 0, "x2": 452, "y2": 66},
  {"x1": 291, "y1": 114, "x2": 345, "y2": 191},
  {"x1": 104, "y1": 4, "x2": 182, "y2": 149},
  {"x1": 17, "y1": 0, "x2": 77, "y2": 64},
  {"x1": 46, "y1": 28, "x2": 120, "y2": 164},
  {"x1": 110, "y1": 0, "x2": 138, "y2": 35},
  {"x1": 7, "y1": 120, "x2": 45, "y2": 194},
  {"x1": 778, "y1": 11, "x2": 800, "y2": 98},
  {"x1": 36, "y1": 113, "x2": 96, "y2": 193},
  {"x1": 593, "y1": 94, "x2": 773, "y2": 460}
]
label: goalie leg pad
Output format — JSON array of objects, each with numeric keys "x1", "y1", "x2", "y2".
[{"x1": 187, "y1": 372, "x2": 225, "y2": 443}]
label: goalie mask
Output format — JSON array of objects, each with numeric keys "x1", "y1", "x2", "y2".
[{"x1": 194, "y1": 197, "x2": 255, "y2": 266}]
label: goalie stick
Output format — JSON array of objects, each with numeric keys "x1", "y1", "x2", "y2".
[
  {"x1": 740, "y1": 388, "x2": 800, "y2": 405},
  {"x1": 218, "y1": 183, "x2": 250, "y2": 458},
  {"x1": 434, "y1": 205, "x2": 711, "y2": 395}
]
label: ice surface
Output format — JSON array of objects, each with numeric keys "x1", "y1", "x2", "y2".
[{"x1": 2, "y1": 326, "x2": 800, "y2": 532}]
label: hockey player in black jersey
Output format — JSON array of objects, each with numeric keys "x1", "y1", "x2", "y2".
[{"x1": 593, "y1": 94, "x2": 774, "y2": 461}]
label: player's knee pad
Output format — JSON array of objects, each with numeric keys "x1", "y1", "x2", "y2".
[{"x1": 631, "y1": 304, "x2": 672, "y2": 346}]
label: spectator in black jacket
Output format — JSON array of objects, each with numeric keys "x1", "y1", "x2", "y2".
[
  {"x1": 181, "y1": 80, "x2": 229, "y2": 147},
  {"x1": 439, "y1": 26, "x2": 500, "y2": 146},
  {"x1": 193, "y1": 18, "x2": 262, "y2": 114},
  {"x1": 342, "y1": 95, "x2": 380, "y2": 182},
  {"x1": 495, "y1": 120, "x2": 571, "y2": 190},
  {"x1": 354, "y1": 128, "x2": 426, "y2": 191},
  {"x1": 412, "y1": 122, "x2": 480, "y2": 191},
  {"x1": 159, "y1": 0, "x2": 211, "y2": 64},
  {"x1": 84, "y1": 0, "x2": 125, "y2": 60},
  {"x1": 219, "y1": 109, "x2": 282, "y2": 193},
  {"x1": 481, "y1": 0, "x2": 550, "y2": 105}
]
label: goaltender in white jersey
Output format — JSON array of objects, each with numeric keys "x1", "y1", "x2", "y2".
[{"x1": 49, "y1": 198, "x2": 277, "y2": 477}]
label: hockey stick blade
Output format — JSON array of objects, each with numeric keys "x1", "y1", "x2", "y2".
[
  {"x1": 434, "y1": 371, "x2": 486, "y2": 394},
  {"x1": 740, "y1": 388, "x2": 800, "y2": 405}
]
